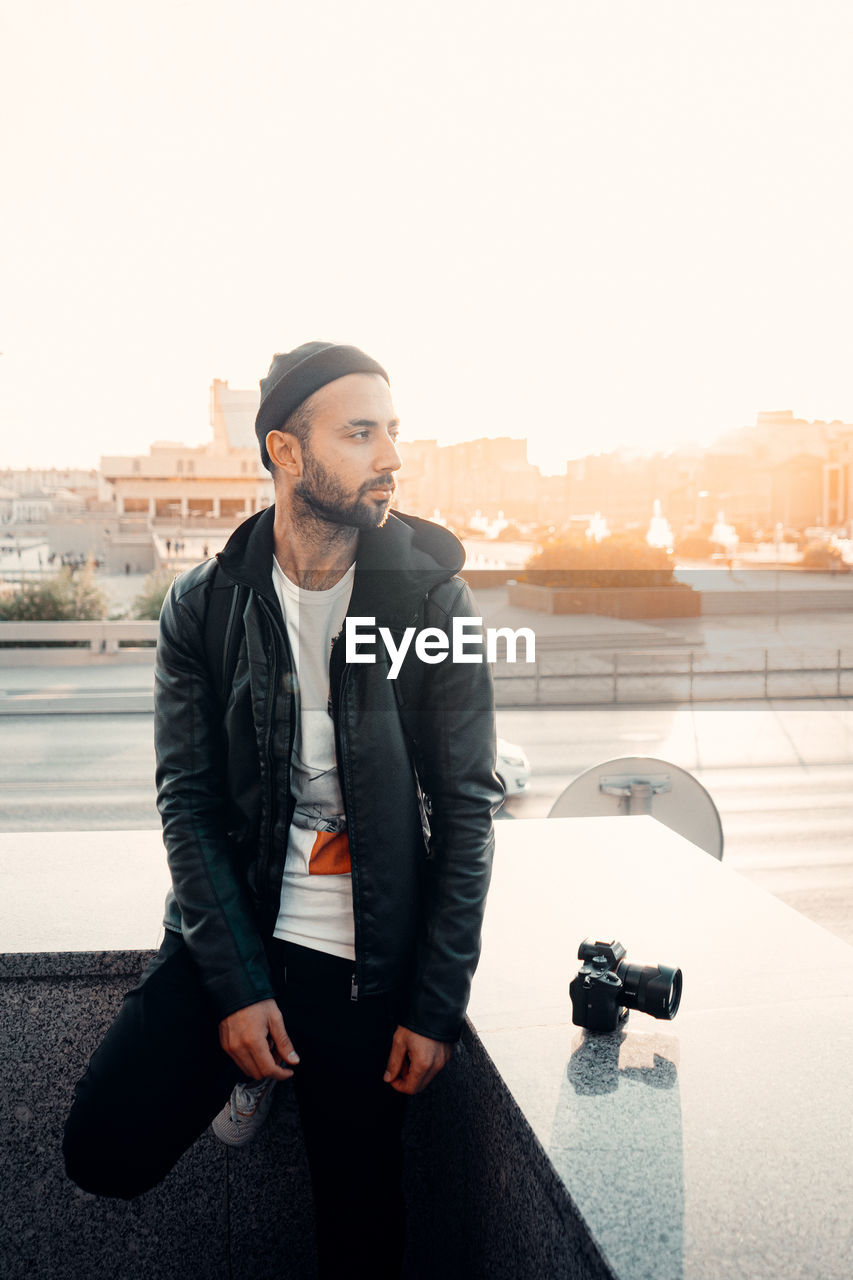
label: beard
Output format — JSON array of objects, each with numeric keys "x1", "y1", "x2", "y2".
[{"x1": 293, "y1": 449, "x2": 395, "y2": 531}]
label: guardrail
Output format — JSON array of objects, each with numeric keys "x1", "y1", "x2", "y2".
[
  {"x1": 492, "y1": 644, "x2": 853, "y2": 704},
  {"x1": 2, "y1": 624, "x2": 852, "y2": 704},
  {"x1": 0, "y1": 621, "x2": 159, "y2": 652}
]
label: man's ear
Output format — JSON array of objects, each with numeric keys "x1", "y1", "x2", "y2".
[{"x1": 266, "y1": 431, "x2": 302, "y2": 476}]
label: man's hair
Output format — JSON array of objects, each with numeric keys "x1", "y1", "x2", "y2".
[{"x1": 261, "y1": 400, "x2": 314, "y2": 473}]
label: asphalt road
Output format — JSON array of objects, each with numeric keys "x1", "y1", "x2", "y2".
[
  {"x1": 500, "y1": 702, "x2": 853, "y2": 948},
  {"x1": 2, "y1": 704, "x2": 852, "y2": 947}
]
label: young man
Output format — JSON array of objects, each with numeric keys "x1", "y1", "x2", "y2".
[{"x1": 63, "y1": 342, "x2": 502, "y2": 1278}]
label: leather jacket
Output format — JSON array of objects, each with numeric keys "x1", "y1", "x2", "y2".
[{"x1": 155, "y1": 505, "x2": 502, "y2": 1042}]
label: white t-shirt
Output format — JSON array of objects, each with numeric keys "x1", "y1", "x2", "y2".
[{"x1": 271, "y1": 557, "x2": 356, "y2": 960}]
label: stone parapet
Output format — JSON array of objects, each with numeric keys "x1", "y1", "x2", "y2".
[
  {"x1": 508, "y1": 581, "x2": 701, "y2": 618},
  {"x1": 3, "y1": 823, "x2": 852, "y2": 1279}
]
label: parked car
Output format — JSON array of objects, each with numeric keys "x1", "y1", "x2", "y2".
[{"x1": 496, "y1": 737, "x2": 531, "y2": 798}]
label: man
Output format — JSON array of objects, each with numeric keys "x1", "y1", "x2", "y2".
[{"x1": 63, "y1": 341, "x2": 501, "y2": 1278}]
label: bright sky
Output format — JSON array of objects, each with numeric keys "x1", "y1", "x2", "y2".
[{"x1": 2, "y1": 1, "x2": 852, "y2": 475}]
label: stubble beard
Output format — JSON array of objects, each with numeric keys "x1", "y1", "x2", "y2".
[{"x1": 293, "y1": 451, "x2": 395, "y2": 532}]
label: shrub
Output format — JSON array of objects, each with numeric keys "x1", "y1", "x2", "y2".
[
  {"x1": 131, "y1": 569, "x2": 177, "y2": 620},
  {"x1": 496, "y1": 522, "x2": 524, "y2": 541},
  {"x1": 675, "y1": 533, "x2": 714, "y2": 559},
  {"x1": 0, "y1": 564, "x2": 108, "y2": 621},
  {"x1": 519, "y1": 534, "x2": 684, "y2": 589},
  {"x1": 801, "y1": 544, "x2": 850, "y2": 572}
]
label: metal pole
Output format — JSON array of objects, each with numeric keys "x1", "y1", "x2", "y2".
[
  {"x1": 626, "y1": 782, "x2": 654, "y2": 815},
  {"x1": 774, "y1": 521, "x2": 782, "y2": 633}
]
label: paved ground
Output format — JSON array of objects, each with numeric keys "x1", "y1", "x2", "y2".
[{"x1": 1, "y1": 694, "x2": 851, "y2": 948}]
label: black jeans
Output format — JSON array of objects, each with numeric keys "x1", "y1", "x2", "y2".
[{"x1": 63, "y1": 931, "x2": 407, "y2": 1279}]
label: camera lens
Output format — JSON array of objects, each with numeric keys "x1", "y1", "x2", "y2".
[{"x1": 617, "y1": 962, "x2": 682, "y2": 1020}]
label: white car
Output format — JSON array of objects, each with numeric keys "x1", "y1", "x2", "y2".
[{"x1": 496, "y1": 737, "x2": 531, "y2": 798}]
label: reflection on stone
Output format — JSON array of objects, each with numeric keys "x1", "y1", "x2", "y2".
[
  {"x1": 567, "y1": 1027, "x2": 680, "y2": 1095},
  {"x1": 549, "y1": 1024, "x2": 685, "y2": 1280}
]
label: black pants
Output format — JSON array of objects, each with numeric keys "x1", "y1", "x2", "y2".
[{"x1": 63, "y1": 931, "x2": 407, "y2": 1279}]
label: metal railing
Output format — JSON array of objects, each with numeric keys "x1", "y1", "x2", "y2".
[
  {"x1": 2, "y1": 623, "x2": 851, "y2": 704},
  {"x1": 491, "y1": 644, "x2": 853, "y2": 704}
]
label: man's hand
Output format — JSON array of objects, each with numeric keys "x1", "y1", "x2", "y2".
[
  {"x1": 383, "y1": 1026, "x2": 452, "y2": 1095},
  {"x1": 219, "y1": 998, "x2": 299, "y2": 1082}
]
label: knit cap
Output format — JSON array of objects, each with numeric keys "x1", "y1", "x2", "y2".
[{"x1": 255, "y1": 341, "x2": 389, "y2": 467}]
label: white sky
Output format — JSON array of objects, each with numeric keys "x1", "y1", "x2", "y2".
[{"x1": 2, "y1": 0, "x2": 852, "y2": 474}]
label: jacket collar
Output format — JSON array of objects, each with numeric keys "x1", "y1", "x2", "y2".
[{"x1": 216, "y1": 505, "x2": 465, "y2": 627}]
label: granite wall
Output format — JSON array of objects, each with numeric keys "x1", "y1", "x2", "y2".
[
  {"x1": 1, "y1": 950, "x2": 315, "y2": 1280},
  {"x1": 1, "y1": 950, "x2": 609, "y2": 1280},
  {"x1": 404, "y1": 1028, "x2": 616, "y2": 1280}
]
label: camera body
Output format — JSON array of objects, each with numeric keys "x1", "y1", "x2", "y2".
[{"x1": 569, "y1": 937, "x2": 682, "y2": 1033}]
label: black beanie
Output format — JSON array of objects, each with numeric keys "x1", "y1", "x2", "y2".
[{"x1": 255, "y1": 341, "x2": 389, "y2": 467}]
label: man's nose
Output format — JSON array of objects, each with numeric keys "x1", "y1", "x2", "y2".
[{"x1": 377, "y1": 434, "x2": 402, "y2": 473}]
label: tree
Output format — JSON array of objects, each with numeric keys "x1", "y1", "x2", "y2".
[
  {"x1": 130, "y1": 570, "x2": 176, "y2": 620},
  {"x1": 520, "y1": 533, "x2": 684, "y2": 590},
  {"x1": 0, "y1": 564, "x2": 108, "y2": 621}
]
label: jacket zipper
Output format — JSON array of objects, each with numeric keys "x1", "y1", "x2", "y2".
[
  {"x1": 329, "y1": 636, "x2": 362, "y2": 1000},
  {"x1": 220, "y1": 583, "x2": 240, "y2": 695},
  {"x1": 339, "y1": 667, "x2": 363, "y2": 999},
  {"x1": 255, "y1": 590, "x2": 435, "y2": 998},
  {"x1": 256, "y1": 596, "x2": 283, "y2": 920}
]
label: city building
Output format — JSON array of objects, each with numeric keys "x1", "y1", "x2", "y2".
[
  {"x1": 0, "y1": 467, "x2": 100, "y2": 495},
  {"x1": 100, "y1": 380, "x2": 273, "y2": 520},
  {"x1": 557, "y1": 412, "x2": 853, "y2": 539},
  {"x1": 705, "y1": 410, "x2": 853, "y2": 532},
  {"x1": 0, "y1": 486, "x2": 17, "y2": 524},
  {"x1": 82, "y1": 389, "x2": 852, "y2": 550},
  {"x1": 823, "y1": 429, "x2": 853, "y2": 529},
  {"x1": 10, "y1": 487, "x2": 87, "y2": 523},
  {"x1": 397, "y1": 436, "x2": 549, "y2": 525}
]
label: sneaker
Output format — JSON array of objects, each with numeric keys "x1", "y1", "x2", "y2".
[{"x1": 211, "y1": 1077, "x2": 278, "y2": 1147}]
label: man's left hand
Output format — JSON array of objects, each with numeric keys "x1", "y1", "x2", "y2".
[{"x1": 383, "y1": 1026, "x2": 452, "y2": 1095}]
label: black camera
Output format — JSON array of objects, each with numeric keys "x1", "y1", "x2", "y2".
[{"x1": 569, "y1": 938, "x2": 682, "y2": 1033}]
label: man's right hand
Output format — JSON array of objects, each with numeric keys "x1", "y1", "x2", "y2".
[{"x1": 218, "y1": 999, "x2": 299, "y2": 1081}]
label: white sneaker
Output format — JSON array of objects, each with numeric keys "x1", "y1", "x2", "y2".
[{"x1": 211, "y1": 1077, "x2": 278, "y2": 1147}]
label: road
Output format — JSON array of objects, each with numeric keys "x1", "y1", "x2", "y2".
[
  {"x1": 499, "y1": 702, "x2": 853, "y2": 947},
  {"x1": 2, "y1": 704, "x2": 852, "y2": 946}
]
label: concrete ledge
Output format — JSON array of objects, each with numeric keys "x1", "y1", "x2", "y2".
[
  {"x1": 0, "y1": 621, "x2": 159, "y2": 651},
  {"x1": 508, "y1": 582, "x2": 701, "y2": 618},
  {"x1": 0, "y1": 690, "x2": 154, "y2": 714},
  {"x1": 0, "y1": 649, "x2": 156, "y2": 668},
  {"x1": 0, "y1": 830, "x2": 617, "y2": 1280},
  {"x1": 4, "y1": 824, "x2": 853, "y2": 1279},
  {"x1": 468, "y1": 819, "x2": 853, "y2": 1280}
]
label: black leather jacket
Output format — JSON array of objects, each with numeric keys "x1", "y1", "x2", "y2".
[{"x1": 155, "y1": 506, "x2": 502, "y2": 1042}]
